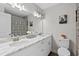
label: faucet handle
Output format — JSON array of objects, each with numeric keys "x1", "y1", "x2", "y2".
[{"x1": 9, "y1": 33, "x2": 14, "y2": 37}]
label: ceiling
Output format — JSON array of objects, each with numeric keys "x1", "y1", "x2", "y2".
[{"x1": 35, "y1": 3, "x2": 58, "y2": 9}]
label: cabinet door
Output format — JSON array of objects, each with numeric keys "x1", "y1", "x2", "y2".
[
  {"x1": 7, "y1": 36, "x2": 51, "y2": 56},
  {"x1": 0, "y1": 12, "x2": 11, "y2": 38},
  {"x1": 40, "y1": 36, "x2": 51, "y2": 56},
  {"x1": 8, "y1": 41, "x2": 43, "y2": 56}
]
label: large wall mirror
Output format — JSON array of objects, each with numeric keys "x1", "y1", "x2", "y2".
[{"x1": 0, "y1": 3, "x2": 45, "y2": 38}]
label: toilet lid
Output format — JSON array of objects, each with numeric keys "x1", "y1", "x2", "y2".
[{"x1": 58, "y1": 47, "x2": 70, "y2": 56}]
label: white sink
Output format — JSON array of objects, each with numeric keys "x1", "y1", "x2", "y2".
[
  {"x1": 26, "y1": 34, "x2": 37, "y2": 39},
  {"x1": 0, "y1": 38, "x2": 11, "y2": 44},
  {"x1": 9, "y1": 39, "x2": 30, "y2": 47}
]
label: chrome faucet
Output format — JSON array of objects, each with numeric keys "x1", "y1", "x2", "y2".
[
  {"x1": 9, "y1": 33, "x2": 20, "y2": 41},
  {"x1": 9, "y1": 33, "x2": 15, "y2": 37}
]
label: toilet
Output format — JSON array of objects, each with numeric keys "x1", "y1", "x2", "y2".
[{"x1": 57, "y1": 39, "x2": 70, "y2": 56}]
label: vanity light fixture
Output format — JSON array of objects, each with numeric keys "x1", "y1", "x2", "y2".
[
  {"x1": 16, "y1": 4, "x2": 22, "y2": 11},
  {"x1": 22, "y1": 5, "x2": 26, "y2": 11},
  {"x1": 8, "y1": 3, "x2": 17, "y2": 8},
  {"x1": 8, "y1": 3, "x2": 28, "y2": 12},
  {"x1": 8, "y1": 3, "x2": 43, "y2": 18},
  {"x1": 33, "y1": 11, "x2": 42, "y2": 18},
  {"x1": 33, "y1": 11, "x2": 38, "y2": 17}
]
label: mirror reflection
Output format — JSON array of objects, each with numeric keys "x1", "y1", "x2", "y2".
[{"x1": 0, "y1": 3, "x2": 45, "y2": 38}]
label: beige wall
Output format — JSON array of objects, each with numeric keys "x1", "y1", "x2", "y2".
[
  {"x1": 44, "y1": 3, "x2": 76, "y2": 55},
  {"x1": 28, "y1": 3, "x2": 76, "y2": 55}
]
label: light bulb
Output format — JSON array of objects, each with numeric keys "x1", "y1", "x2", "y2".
[
  {"x1": 10, "y1": 3, "x2": 16, "y2": 8},
  {"x1": 22, "y1": 5, "x2": 26, "y2": 11},
  {"x1": 34, "y1": 11, "x2": 37, "y2": 17},
  {"x1": 16, "y1": 4, "x2": 22, "y2": 11}
]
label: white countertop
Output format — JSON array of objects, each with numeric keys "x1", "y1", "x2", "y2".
[{"x1": 0, "y1": 34, "x2": 51, "y2": 56}]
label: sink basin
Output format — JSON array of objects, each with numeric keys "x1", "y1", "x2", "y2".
[
  {"x1": 11, "y1": 37, "x2": 19, "y2": 41},
  {"x1": 0, "y1": 38, "x2": 10, "y2": 44},
  {"x1": 9, "y1": 40, "x2": 30, "y2": 47},
  {"x1": 26, "y1": 34, "x2": 37, "y2": 39}
]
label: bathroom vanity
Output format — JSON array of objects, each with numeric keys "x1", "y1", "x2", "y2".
[
  {"x1": 0, "y1": 34, "x2": 52, "y2": 56},
  {"x1": 0, "y1": 5, "x2": 51, "y2": 56}
]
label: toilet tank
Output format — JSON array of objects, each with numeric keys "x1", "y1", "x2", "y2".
[{"x1": 58, "y1": 39, "x2": 69, "y2": 49}]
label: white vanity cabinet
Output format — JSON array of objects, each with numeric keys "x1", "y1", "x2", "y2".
[
  {"x1": 7, "y1": 36, "x2": 51, "y2": 56},
  {"x1": 0, "y1": 12, "x2": 11, "y2": 38},
  {"x1": 40, "y1": 36, "x2": 51, "y2": 56}
]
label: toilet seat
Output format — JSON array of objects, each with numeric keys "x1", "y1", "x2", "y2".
[{"x1": 58, "y1": 47, "x2": 70, "y2": 56}]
